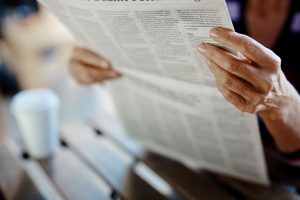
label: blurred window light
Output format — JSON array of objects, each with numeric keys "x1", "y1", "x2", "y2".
[
  {"x1": 226, "y1": 1, "x2": 241, "y2": 22},
  {"x1": 291, "y1": 12, "x2": 300, "y2": 33}
]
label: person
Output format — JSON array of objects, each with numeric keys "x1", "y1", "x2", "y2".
[
  {"x1": 0, "y1": 0, "x2": 38, "y2": 95},
  {"x1": 67, "y1": 0, "x2": 300, "y2": 155},
  {"x1": 0, "y1": 0, "x2": 120, "y2": 92},
  {"x1": 198, "y1": 0, "x2": 300, "y2": 154},
  {"x1": 68, "y1": 46, "x2": 120, "y2": 85}
]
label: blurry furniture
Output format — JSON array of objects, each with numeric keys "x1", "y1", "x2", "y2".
[{"x1": 1, "y1": 93, "x2": 300, "y2": 200}]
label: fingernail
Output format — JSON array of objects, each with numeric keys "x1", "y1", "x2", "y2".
[
  {"x1": 100, "y1": 61, "x2": 110, "y2": 68},
  {"x1": 209, "y1": 27, "x2": 221, "y2": 38},
  {"x1": 198, "y1": 43, "x2": 207, "y2": 53},
  {"x1": 108, "y1": 71, "x2": 120, "y2": 78}
]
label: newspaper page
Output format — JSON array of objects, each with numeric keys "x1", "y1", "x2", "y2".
[{"x1": 40, "y1": 0, "x2": 269, "y2": 185}]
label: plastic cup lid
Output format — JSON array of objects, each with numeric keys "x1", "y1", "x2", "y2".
[{"x1": 11, "y1": 88, "x2": 60, "y2": 113}]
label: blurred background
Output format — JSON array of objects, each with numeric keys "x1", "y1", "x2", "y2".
[{"x1": 0, "y1": 2, "x2": 112, "y2": 126}]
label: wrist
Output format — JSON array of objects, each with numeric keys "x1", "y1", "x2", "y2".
[
  {"x1": 259, "y1": 71, "x2": 299, "y2": 121},
  {"x1": 257, "y1": 70, "x2": 300, "y2": 153}
]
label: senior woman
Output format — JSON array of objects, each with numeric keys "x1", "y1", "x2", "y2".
[{"x1": 199, "y1": 0, "x2": 300, "y2": 154}]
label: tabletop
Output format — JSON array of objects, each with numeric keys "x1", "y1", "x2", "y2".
[{"x1": 1, "y1": 95, "x2": 300, "y2": 200}]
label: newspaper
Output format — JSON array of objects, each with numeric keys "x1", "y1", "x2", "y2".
[{"x1": 40, "y1": 0, "x2": 269, "y2": 185}]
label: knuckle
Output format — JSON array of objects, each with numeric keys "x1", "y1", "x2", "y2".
[
  {"x1": 206, "y1": 47, "x2": 215, "y2": 58},
  {"x1": 248, "y1": 44, "x2": 260, "y2": 55},
  {"x1": 256, "y1": 94, "x2": 267, "y2": 104},
  {"x1": 266, "y1": 50, "x2": 281, "y2": 72},
  {"x1": 223, "y1": 32, "x2": 233, "y2": 42},
  {"x1": 223, "y1": 90, "x2": 238, "y2": 105},
  {"x1": 224, "y1": 89, "x2": 232, "y2": 99},
  {"x1": 235, "y1": 82, "x2": 246, "y2": 93},
  {"x1": 237, "y1": 106, "x2": 247, "y2": 113},
  {"x1": 220, "y1": 29, "x2": 232, "y2": 40},
  {"x1": 222, "y1": 90, "x2": 231, "y2": 101},
  {"x1": 223, "y1": 77, "x2": 233, "y2": 88},
  {"x1": 227, "y1": 59, "x2": 241, "y2": 73},
  {"x1": 269, "y1": 50, "x2": 281, "y2": 64},
  {"x1": 263, "y1": 79, "x2": 274, "y2": 93},
  {"x1": 274, "y1": 54, "x2": 281, "y2": 66},
  {"x1": 240, "y1": 34, "x2": 251, "y2": 42},
  {"x1": 240, "y1": 35, "x2": 256, "y2": 51},
  {"x1": 241, "y1": 101, "x2": 253, "y2": 114},
  {"x1": 251, "y1": 93, "x2": 267, "y2": 105},
  {"x1": 246, "y1": 105, "x2": 257, "y2": 114}
]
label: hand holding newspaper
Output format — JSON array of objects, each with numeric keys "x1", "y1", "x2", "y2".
[{"x1": 40, "y1": 0, "x2": 269, "y2": 185}]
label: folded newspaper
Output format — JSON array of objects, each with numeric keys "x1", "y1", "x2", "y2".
[{"x1": 40, "y1": 0, "x2": 269, "y2": 185}]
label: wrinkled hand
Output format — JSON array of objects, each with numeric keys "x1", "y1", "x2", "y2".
[
  {"x1": 198, "y1": 27, "x2": 285, "y2": 114},
  {"x1": 69, "y1": 47, "x2": 121, "y2": 85},
  {"x1": 198, "y1": 27, "x2": 300, "y2": 152}
]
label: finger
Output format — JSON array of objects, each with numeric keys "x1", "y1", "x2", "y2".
[
  {"x1": 199, "y1": 43, "x2": 272, "y2": 92},
  {"x1": 72, "y1": 47, "x2": 111, "y2": 69},
  {"x1": 205, "y1": 59, "x2": 266, "y2": 105},
  {"x1": 217, "y1": 83, "x2": 267, "y2": 114},
  {"x1": 209, "y1": 27, "x2": 281, "y2": 70},
  {"x1": 89, "y1": 67, "x2": 121, "y2": 83},
  {"x1": 216, "y1": 83, "x2": 248, "y2": 113},
  {"x1": 69, "y1": 59, "x2": 95, "y2": 84},
  {"x1": 69, "y1": 59, "x2": 120, "y2": 84}
]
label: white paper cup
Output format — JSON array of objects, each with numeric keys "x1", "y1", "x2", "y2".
[{"x1": 11, "y1": 89, "x2": 60, "y2": 159}]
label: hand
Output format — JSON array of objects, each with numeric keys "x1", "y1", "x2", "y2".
[
  {"x1": 69, "y1": 47, "x2": 121, "y2": 85},
  {"x1": 198, "y1": 27, "x2": 284, "y2": 114},
  {"x1": 198, "y1": 27, "x2": 300, "y2": 152}
]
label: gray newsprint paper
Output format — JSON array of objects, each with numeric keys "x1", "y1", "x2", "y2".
[{"x1": 40, "y1": 0, "x2": 269, "y2": 185}]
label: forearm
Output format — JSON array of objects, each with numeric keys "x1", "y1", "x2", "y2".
[{"x1": 259, "y1": 73, "x2": 300, "y2": 153}]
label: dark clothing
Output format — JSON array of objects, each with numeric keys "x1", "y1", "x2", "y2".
[
  {"x1": 0, "y1": 63, "x2": 20, "y2": 96},
  {"x1": 0, "y1": 0, "x2": 38, "y2": 95},
  {"x1": 226, "y1": 0, "x2": 300, "y2": 157},
  {"x1": 0, "y1": 0, "x2": 39, "y2": 37},
  {"x1": 0, "y1": 0, "x2": 38, "y2": 16}
]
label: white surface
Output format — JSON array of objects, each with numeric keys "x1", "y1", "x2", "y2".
[{"x1": 4, "y1": 139, "x2": 65, "y2": 200}]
